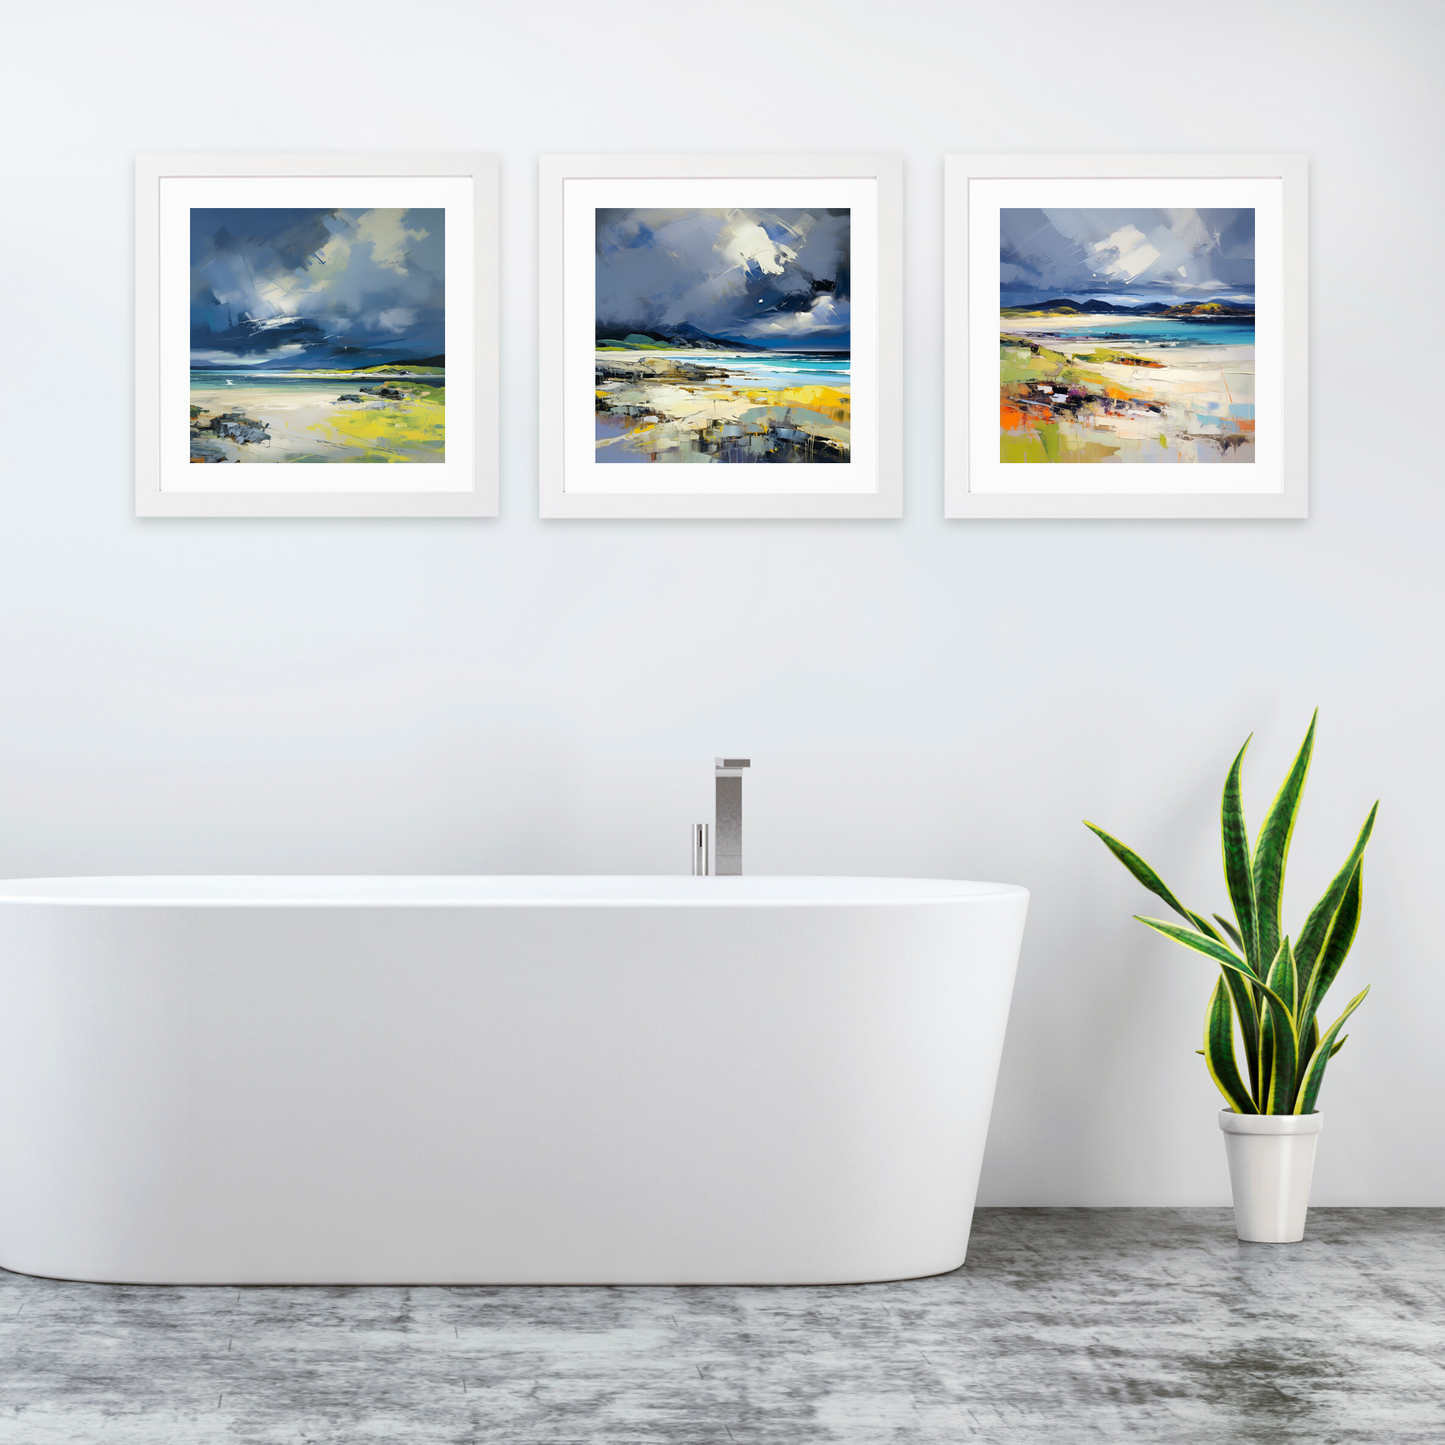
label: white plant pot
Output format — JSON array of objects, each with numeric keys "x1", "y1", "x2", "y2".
[{"x1": 1219, "y1": 1110, "x2": 1323, "y2": 1242}]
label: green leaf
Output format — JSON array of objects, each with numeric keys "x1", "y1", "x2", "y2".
[
  {"x1": 1261, "y1": 1008, "x2": 1299, "y2": 1114},
  {"x1": 1187, "y1": 910, "x2": 1228, "y2": 945},
  {"x1": 1328, "y1": 1034, "x2": 1348, "y2": 1058},
  {"x1": 1084, "y1": 822, "x2": 1199, "y2": 927},
  {"x1": 1213, "y1": 914, "x2": 1244, "y2": 951},
  {"x1": 1257, "y1": 940, "x2": 1287, "y2": 1100},
  {"x1": 1221, "y1": 736, "x2": 1259, "y2": 971},
  {"x1": 1265, "y1": 937, "x2": 1300, "y2": 1018},
  {"x1": 1297, "y1": 807, "x2": 1376, "y2": 975},
  {"x1": 1133, "y1": 916, "x2": 1260, "y2": 981},
  {"x1": 1259, "y1": 1012, "x2": 1274, "y2": 1109},
  {"x1": 1252, "y1": 711, "x2": 1318, "y2": 973},
  {"x1": 1261, "y1": 939, "x2": 1300, "y2": 1111},
  {"x1": 1217, "y1": 960, "x2": 1262, "y2": 1105},
  {"x1": 1204, "y1": 975, "x2": 1257, "y2": 1113},
  {"x1": 1298, "y1": 824, "x2": 1373, "y2": 1036},
  {"x1": 1295, "y1": 987, "x2": 1370, "y2": 1114},
  {"x1": 1299, "y1": 863, "x2": 1363, "y2": 1059},
  {"x1": 1259, "y1": 1009, "x2": 1290, "y2": 1112}
]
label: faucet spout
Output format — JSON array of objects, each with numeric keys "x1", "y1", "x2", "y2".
[{"x1": 714, "y1": 758, "x2": 750, "y2": 876}]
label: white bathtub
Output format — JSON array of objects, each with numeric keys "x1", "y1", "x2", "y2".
[{"x1": 0, "y1": 875, "x2": 1028, "y2": 1286}]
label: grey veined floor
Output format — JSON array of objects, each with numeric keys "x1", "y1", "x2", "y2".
[{"x1": 0, "y1": 1209, "x2": 1441, "y2": 1444}]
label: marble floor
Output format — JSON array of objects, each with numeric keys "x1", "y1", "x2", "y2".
[{"x1": 0, "y1": 1209, "x2": 1440, "y2": 1444}]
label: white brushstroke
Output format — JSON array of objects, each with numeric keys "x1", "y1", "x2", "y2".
[{"x1": 1090, "y1": 224, "x2": 1162, "y2": 281}]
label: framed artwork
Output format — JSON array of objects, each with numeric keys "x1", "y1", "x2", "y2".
[
  {"x1": 944, "y1": 154, "x2": 1307, "y2": 519},
  {"x1": 538, "y1": 153, "x2": 902, "y2": 519},
  {"x1": 136, "y1": 152, "x2": 498, "y2": 518}
]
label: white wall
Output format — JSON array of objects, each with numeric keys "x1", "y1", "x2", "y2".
[{"x1": 4, "y1": 0, "x2": 1441, "y2": 1205}]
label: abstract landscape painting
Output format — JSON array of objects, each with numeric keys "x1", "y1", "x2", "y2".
[
  {"x1": 593, "y1": 208, "x2": 851, "y2": 465},
  {"x1": 188, "y1": 208, "x2": 445, "y2": 464},
  {"x1": 999, "y1": 207, "x2": 1255, "y2": 464}
]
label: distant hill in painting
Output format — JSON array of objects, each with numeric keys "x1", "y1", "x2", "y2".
[
  {"x1": 1165, "y1": 302, "x2": 1254, "y2": 316},
  {"x1": 287, "y1": 360, "x2": 445, "y2": 376},
  {"x1": 1000, "y1": 298, "x2": 1254, "y2": 319},
  {"x1": 596, "y1": 324, "x2": 769, "y2": 353}
]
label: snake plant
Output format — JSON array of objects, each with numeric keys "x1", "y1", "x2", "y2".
[{"x1": 1086, "y1": 712, "x2": 1375, "y2": 1114}]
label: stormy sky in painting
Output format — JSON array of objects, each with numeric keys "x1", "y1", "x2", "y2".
[
  {"x1": 1000, "y1": 208, "x2": 1254, "y2": 307},
  {"x1": 190, "y1": 208, "x2": 445, "y2": 369},
  {"x1": 596, "y1": 208, "x2": 850, "y2": 350}
]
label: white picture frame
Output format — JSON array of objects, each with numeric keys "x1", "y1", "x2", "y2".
[
  {"x1": 944, "y1": 154, "x2": 1308, "y2": 520},
  {"x1": 136, "y1": 152, "x2": 499, "y2": 518},
  {"x1": 539, "y1": 153, "x2": 902, "y2": 519}
]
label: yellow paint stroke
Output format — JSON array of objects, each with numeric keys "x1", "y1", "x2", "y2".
[{"x1": 308, "y1": 385, "x2": 445, "y2": 463}]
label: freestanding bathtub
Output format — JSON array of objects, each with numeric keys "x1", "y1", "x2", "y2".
[{"x1": 0, "y1": 875, "x2": 1028, "y2": 1286}]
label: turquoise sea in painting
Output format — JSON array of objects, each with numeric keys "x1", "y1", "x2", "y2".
[
  {"x1": 724, "y1": 352, "x2": 851, "y2": 386},
  {"x1": 1022, "y1": 318, "x2": 1256, "y2": 347},
  {"x1": 189, "y1": 370, "x2": 446, "y2": 392}
]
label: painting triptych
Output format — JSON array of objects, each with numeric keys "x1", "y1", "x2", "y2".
[{"x1": 135, "y1": 152, "x2": 1306, "y2": 520}]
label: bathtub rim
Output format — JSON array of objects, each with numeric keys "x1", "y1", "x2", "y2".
[{"x1": 0, "y1": 874, "x2": 1029, "y2": 909}]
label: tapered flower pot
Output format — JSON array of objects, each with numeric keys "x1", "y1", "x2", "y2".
[{"x1": 1219, "y1": 1110, "x2": 1323, "y2": 1242}]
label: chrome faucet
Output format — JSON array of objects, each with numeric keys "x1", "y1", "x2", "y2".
[{"x1": 714, "y1": 758, "x2": 750, "y2": 875}]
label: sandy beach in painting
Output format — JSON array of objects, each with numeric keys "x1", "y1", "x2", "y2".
[
  {"x1": 999, "y1": 326, "x2": 1254, "y2": 465},
  {"x1": 189, "y1": 372, "x2": 444, "y2": 464},
  {"x1": 594, "y1": 348, "x2": 849, "y2": 464}
]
